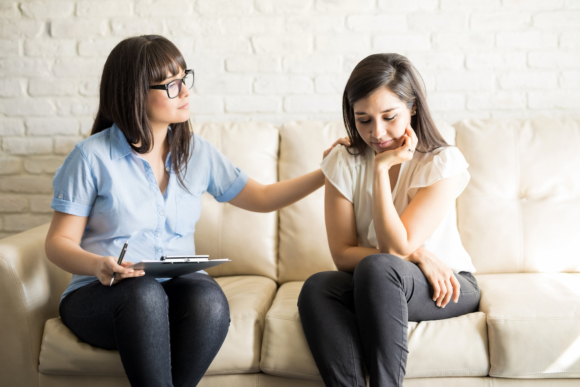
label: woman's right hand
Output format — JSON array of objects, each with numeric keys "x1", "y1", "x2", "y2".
[
  {"x1": 407, "y1": 247, "x2": 460, "y2": 308},
  {"x1": 94, "y1": 256, "x2": 145, "y2": 286}
]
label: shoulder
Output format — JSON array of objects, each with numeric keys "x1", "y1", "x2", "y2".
[
  {"x1": 63, "y1": 128, "x2": 112, "y2": 168},
  {"x1": 190, "y1": 133, "x2": 215, "y2": 154},
  {"x1": 411, "y1": 146, "x2": 468, "y2": 171},
  {"x1": 407, "y1": 146, "x2": 470, "y2": 196}
]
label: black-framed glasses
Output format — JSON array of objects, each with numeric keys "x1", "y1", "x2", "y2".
[{"x1": 150, "y1": 69, "x2": 194, "y2": 99}]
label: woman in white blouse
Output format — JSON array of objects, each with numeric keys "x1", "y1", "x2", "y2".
[{"x1": 298, "y1": 53, "x2": 481, "y2": 387}]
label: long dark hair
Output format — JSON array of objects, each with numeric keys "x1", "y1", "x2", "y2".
[
  {"x1": 342, "y1": 53, "x2": 448, "y2": 156},
  {"x1": 91, "y1": 35, "x2": 192, "y2": 190}
]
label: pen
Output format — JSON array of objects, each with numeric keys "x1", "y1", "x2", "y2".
[{"x1": 110, "y1": 241, "x2": 129, "y2": 286}]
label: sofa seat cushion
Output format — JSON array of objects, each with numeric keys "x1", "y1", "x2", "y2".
[
  {"x1": 39, "y1": 275, "x2": 277, "y2": 376},
  {"x1": 260, "y1": 281, "x2": 489, "y2": 380},
  {"x1": 477, "y1": 273, "x2": 580, "y2": 379}
]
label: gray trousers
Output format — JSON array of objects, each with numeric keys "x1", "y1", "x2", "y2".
[{"x1": 297, "y1": 254, "x2": 481, "y2": 387}]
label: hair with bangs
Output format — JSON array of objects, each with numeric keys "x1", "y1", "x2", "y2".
[
  {"x1": 342, "y1": 53, "x2": 448, "y2": 156},
  {"x1": 91, "y1": 35, "x2": 192, "y2": 190}
]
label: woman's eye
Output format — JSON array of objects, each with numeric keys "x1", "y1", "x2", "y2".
[
  {"x1": 385, "y1": 115, "x2": 397, "y2": 121},
  {"x1": 358, "y1": 120, "x2": 371, "y2": 124}
]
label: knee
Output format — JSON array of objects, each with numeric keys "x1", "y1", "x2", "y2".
[
  {"x1": 120, "y1": 276, "x2": 167, "y2": 312},
  {"x1": 353, "y1": 253, "x2": 403, "y2": 283},
  {"x1": 298, "y1": 271, "x2": 346, "y2": 312},
  {"x1": 299, "y1": 272, "x2": 333, "y2": 303},
  {"x1": 186, "y1": 281, "x2": 230, "y2": 325}
]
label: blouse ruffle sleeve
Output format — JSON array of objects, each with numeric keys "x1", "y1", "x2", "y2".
[
  {"x1": 407, "y1": 146, "x2": 470, "y2": 200},
  {"x1": 320, "y1": 145, "x2": 355, "y2": 203}
]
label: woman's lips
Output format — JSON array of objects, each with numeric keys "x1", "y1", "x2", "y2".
[
  {"x1": 372, "y1": 139, "x2": 393, "y2": 148},
  {"x1": 178, "y1": 103, "x2": 189, "y2": 109}
]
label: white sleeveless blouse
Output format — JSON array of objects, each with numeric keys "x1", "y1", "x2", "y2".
[{"x1": 320, "y1": 144, "x2": 476, "y2": 274}]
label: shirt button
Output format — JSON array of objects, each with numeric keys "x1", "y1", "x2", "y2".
[
  {"x1": 159, "y1": 210, "x2": 165, "y2": 216},
  {"x1": 58, "y1": 194, "x2": 63, "y2": 199},
  {"x1": 157, "y1": 249, "x2": 162, "y2": 253},
  {"x1": 165, "y1": 167, "x2": 170, "y2": 172},
  {"x1": 156, "y1": 232, "x2": 161, "y2": 238}
]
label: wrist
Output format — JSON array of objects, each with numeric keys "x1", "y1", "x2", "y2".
[
  {"x1": 89, "y1": 254, "x2": 103, "y2": 277},
  {"x1": 373, "y1": 159, "x2": 392, "y2": 174},
  {"x1": 408, "y1": 249, "x2": 425, "y2": 265}
]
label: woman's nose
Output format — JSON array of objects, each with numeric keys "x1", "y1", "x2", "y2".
[
  {"x1": 180, "y1": 82, "x2": 191, "y2": 98},
  {"x1": 371, "y1": 121, "x2": 386, "y2": 140}
]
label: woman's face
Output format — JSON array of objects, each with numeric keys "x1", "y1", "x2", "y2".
[
  {"x1": 352, "y1": 87, "x2": 414, "y2": 154},
  {"x1": 147, "y1": 68, "x2": 191, "y2": 129}
]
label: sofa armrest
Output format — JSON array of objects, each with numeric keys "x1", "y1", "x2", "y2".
[{"x1": 0, "y1": 223, "x2": 71, "y2": 387}]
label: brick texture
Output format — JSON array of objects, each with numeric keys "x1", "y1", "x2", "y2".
[{"x1": 0, "y1": 0, "x2": 579, "y2": 236}]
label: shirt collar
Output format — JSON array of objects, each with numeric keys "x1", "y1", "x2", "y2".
[
  {"x1": 110, "y1": 123, "x2": 173, "y2": 161},
  {"x1": 110, "y1": 123, "x2": 133, "y2": 161}
]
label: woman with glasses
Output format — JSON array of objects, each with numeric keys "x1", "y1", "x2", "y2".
[{"x1": 45, "y1": 35, "x2": 348, "y2": 387}]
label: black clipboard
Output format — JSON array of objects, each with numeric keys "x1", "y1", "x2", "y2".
[{"x1": 128, "y1": 259, "x2": 230, "y2": 278}]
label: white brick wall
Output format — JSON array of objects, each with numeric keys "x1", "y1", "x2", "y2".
[{"x1": 0, "y1": 0, "x2": 579, "y2": 237}]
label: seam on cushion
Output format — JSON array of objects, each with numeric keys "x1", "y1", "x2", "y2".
[
  {"x1": 490, "y1": 370, "x2": 580, "y2": 376},
  {"x1": 205, "y1": 367, "x2": 260, "y2": 375},
  {"x1": 260, "y1": 367, "x2": 321, "y2": 378},
  {"x1": 266, "y1": 311, "x2": 486, "y2": 323},
  {"x1": 265, "y1": 316, "x2": 301, "y2": 322},
  {"x1": 231, "y1": 314, "x2": 261, "y2": 322},
  {"x1": 487, "y1": 316, "x2": 580, "y2": 321},
  {"x1": 254, "y1": 282, "x2": 278, "y2": 318},
  {"x1": 0, "y1": 255, "x2": 37, "y2": 376},
  {"x1": 407, "y1": 368, "x2": 489, "y2": 372}
]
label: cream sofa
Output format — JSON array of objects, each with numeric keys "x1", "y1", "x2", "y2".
[{"x1": 1, "y1": 118, "x2": 580, "y2": 387}]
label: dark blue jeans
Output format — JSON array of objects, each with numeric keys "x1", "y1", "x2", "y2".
[
  {"x1": 59, "y1": 273, "x2": 230, "y2": 387},
  {"x1": 297, "y1": 254, "x2": 481, "y2": 387}
]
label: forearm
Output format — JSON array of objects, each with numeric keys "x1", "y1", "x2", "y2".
[
  {"x1": 261, "y1": 169, "x2": 325, "y2": 212},
  {"x1": 45, "y1": 236, "x2": 101, "y2": 277},
  {"x1": 332, "y1": 245, "x2": 381, "y2": 272},
  {"x1": 372, "y1": 165, "x2": 412, "y2": 256}
]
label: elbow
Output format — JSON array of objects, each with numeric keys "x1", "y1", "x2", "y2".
[
  {"x1": 330, "y1": 250, "x2": 354, "y2": 273},
  {"x1": 379, "y1": 244, "x2": 414, "y2": 258},
  {"x1": 44, "y1": 237, "x2": 54, "y2": 264}
]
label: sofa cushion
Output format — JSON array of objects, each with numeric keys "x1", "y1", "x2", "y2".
[
  {"x1": 477, "y1": 273, "x2": 580, "y2": 378},
  {"x1": 456, "y1": 118, "x2": 580, "y2": 274},
  {"x1": 260, "y1": 282, "x2": 489, "y2": 380},
  {"x1": 39, "y1": 275, "x2": 277, "y2": 376},
  {"x1": 193, "y1": 122, "x2": 280, "y2": 281}
]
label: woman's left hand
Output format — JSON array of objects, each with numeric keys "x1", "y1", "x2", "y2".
[
  {"x1": 323, "y1": 137, "x2": 351, "y2": 160},
  {"x1": 407, "y1": 247, "x2": 461, "y2": 308},
  {"x1": 374, "y1": 124, "x2": 418, "y2": 170}
]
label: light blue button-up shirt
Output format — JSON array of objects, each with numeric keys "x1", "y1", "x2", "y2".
[{"x1": 52, "y1": 123, "x2": 248, "y2": 305}]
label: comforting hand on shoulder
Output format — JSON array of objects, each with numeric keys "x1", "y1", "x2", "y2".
[
  {"x1": 323, "y1": 137, "x2": 351, "y2": 160},
  {"x1": 373, "y1": 124, "x2": 418, "y2": 171}
]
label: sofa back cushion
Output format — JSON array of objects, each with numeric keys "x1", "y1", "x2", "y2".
[
  {"x1": 455, "y1": 118, "x2": 580, "y2": 274},
  {"x1": 277, "y1": 121, "x2": 346, "y2": 283},
  {"x1": 277, "y1": 120, "x2": 457, "y2": 283},
  {"x1": 193, "y1": 122, "x2": 279, "y2": 280}
]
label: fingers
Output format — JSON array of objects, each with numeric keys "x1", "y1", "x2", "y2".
[
  {"x1": 451, "y1": 275, "x2": 461, "y2": 303},
  {"x1": 436, "y1": 280, "x2": 447, "y2": 307},
  {"x1": 432, "y1": 280, "x2": 441, "y2": 302},
  {"x1": 405, "y1": 123, "x2": 418, "y2": 148},
  {"x1": 442, "y1": 279, "x2": 453, "y2": 307},
  {"x1": 334, "y1": 137, "x2": 351, "y2": 147},
  {"x1": 109, "y1": 259, "x2": 144, "y2": 279}
]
